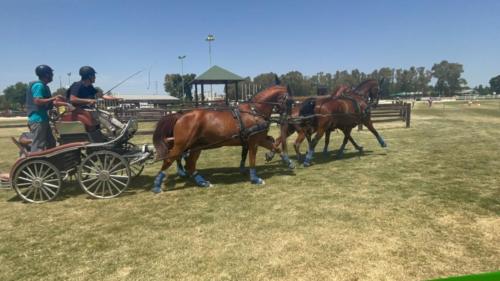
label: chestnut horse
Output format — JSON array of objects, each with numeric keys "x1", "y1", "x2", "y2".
[
  {"x1": 151, "y1": 85, "x2": 291, "y2": 191},
  {"x1": 301, "y1": 79, "x2": 386, "y2": 166},
  {"x1": 155, "y1": 113, "x2": 278, "y2": 177},
  {"x1": 264, "y1": 85, "x2": 350, "y2": 162}
]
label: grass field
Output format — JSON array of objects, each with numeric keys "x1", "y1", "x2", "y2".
[{"x1": 0, "y1": 101, "x2": 499, "y2": 280}]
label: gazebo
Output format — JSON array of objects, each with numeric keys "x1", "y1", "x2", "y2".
[{"x1": 191, "y1": 65, "x2": 244, "y2": 106}]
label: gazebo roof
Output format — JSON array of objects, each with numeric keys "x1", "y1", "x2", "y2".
[{"x1": 192, "y1": 65, "x2": 244, "y2": 84}]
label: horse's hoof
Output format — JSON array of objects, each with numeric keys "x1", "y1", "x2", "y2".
[
  {"x1": 336, "y1": 153, "x2": 344, "y2": 159},
  {"x1": 322, "y1": 150, "x2": 329, "y2": 157},
  {"x1": 196, "y1": 180, "x2": 212, "y2": 188},
  {"x1": 357, "y1": 146, "x2": 364, "y2": 153},
  {"x1": 177, "y1": 170, "x2": 188, "y2": 178},
  {"x1": 151, "y1": 187, "x2": 162, "y2": 194},
  {"x1": 288, "y1": 162, "x2": 295, "y2": 169},
  {"x1": 381, "y1": 143, "x2": 388, "y2": 148},
  {"x1": 239, "y1": 167, "x2": 247, "y2": 175},
  {"x1": 303, "y1": 161, "x2": 312, "y2": 167},
  {"x1": 251, "y1": 178, "x2": 265, "y2": 185},
  {"x1": 193, "y1": 173, "x2": 211, "y2": 188},
  {"x1": 265, "y1": 152, "x2": 274, "y2": 162}
]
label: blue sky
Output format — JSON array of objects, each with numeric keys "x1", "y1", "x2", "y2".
[{"x1": 1, "y1": 0, "x2": 499, "y2": 94}]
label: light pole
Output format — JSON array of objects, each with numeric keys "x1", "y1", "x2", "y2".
[
  {"x1": 205, "y1": 34, "x2": 215, "y2": 66},
  {"x1": 178, "y1": 55, "x2": 186, "y2": 99},
  {"x1": 67, "y1": 72, "x2": 71, "y2": 87},
  {"x1": 205, "y1": 34, "x2": 215, "y2": 99}
]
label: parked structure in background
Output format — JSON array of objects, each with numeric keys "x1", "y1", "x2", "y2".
[{"x1": 98, "y1": 94, "x2": 179, "y2": 109}]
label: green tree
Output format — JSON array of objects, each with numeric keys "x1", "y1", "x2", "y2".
[
  {"x1": 225, "y1": 77, "x2": 252, "y2": 101},
  {"x1": 163, "y1": 73, "x2": 195, "y2": 100},
  {"x1": 164, "y1": 74, "x2": 182, "y2": 98},
  {"x1": 0, "y1": 95, "x2": 9, "y2": 110},
  {"x1": 474, "y1": 85, "x2": 491, "y2": 95},
  {"x1": 489, "y1": 75, "x2": 500, "y2": 94},
  {"x1": 2, "y1": 82, "x2": 28, "y2": 109},
  {"x1": 182, "y1": 74, "x2": 196, "y2": 101},
  {"x1": 253, "y1": 73, "x2": 279, "y2": 88},
  {"x1": 280, "y1": 71, "x2": 312, "y2": 96},
  {"x1": 370, "y1": 67, "x2": 395, "y2": 96},
  {"x1": 52, "y1": 87, "x2": 67, "y2": 97},
  {"x1": 416, "y1": 67, "x2": 432, "y2": 96},
  {"x1": 431, "y1": 60, "x2": 465, "y2": 96}
]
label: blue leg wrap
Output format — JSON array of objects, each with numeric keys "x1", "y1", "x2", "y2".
[
  {"x1": 377, "y1": 136, "x2": 387, "y2": 147},
  {"x1": 280, "y1": 154, "x2": 295, "y2": 169},
  {"x1": 303, "y1": 150, "x2": 314, "y2": 167},
  {"x1": 193, "y1": 172, "x2": 211, "y2": 188},
  {"x1": 249, "y1": 168, "x2": 264, "y2": 185},
  {"x1": 152, "y1": 171, "x2": 166, "y2": 193}
]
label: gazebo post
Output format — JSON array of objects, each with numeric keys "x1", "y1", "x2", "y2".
[
  {"x1": 235, "y1": 81, "x2": 239, "y2": 102},
  {"x1": 201, "y1": 84, "x2": 205, "y2": 105},
  {"x1": 195, "y1": 83, "x2": 199, "y2": 107},
  {"x1": 224, "y1": 82, "x2": 228, "y2": 105}
]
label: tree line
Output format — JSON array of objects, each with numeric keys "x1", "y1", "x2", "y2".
[
  {"x1": 2, "y1": 60, "x2": 500, "y2": 110},
  {"x1": 0, "y1": 85, "x2": 103, "y2": 111},
  {"x1": 164, "y1": 60, "x2": 499, "y2": 101}
]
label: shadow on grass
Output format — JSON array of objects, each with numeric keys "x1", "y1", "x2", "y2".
[
  {"x1": 291, "y1": 149, "x2": 379, "y2": 167},
  {"x1": 130, "y1": 162, "x2": 297, "y2": 192}
]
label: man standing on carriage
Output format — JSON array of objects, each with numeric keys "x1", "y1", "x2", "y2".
[
  {"x1": 67, "y1": 66, "x2": 122, "y2": 141},
  {"x1": 26, "y1": 65, "x2": 58, "y2": 152}
]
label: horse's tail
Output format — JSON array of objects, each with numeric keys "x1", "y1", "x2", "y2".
[{"x1": 153, "y1": 113, "x2": 181, "y2": 160}]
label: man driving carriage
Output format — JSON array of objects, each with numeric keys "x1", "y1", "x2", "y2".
[{"x1": 67, "y1": 66, "x2": 122, "y2": 141}]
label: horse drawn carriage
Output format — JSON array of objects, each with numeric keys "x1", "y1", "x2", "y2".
[
  {"x1": 2, "y1": 78, "x2": 386, "y2": 202},
  {"x1": 6, "y1": 103, "x2": 154, "y2": 203}
]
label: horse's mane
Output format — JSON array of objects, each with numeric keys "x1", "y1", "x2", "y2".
[
  {"x1": 353, "y1": 79, "x2": 377, "y2": 92},
  {"x1": 331, "y1": 85, "x2": 350, "y2": 97},
  {"x1": 299, "y1": 98, "x2": 316, "y2": 117},
  {"x1": 251, "y1": 85, "x2": 286, "y2": 102}
]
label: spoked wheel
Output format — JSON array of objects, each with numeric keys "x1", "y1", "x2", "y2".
[
  {"x1": 129, "y1": 161, "x2": 145, "y2": 178},
  {"x1": 78, "y1": 150, "x2": 130, "y2": 199},
  {"x1": 12, "y1": 160, "x2": 62, "y2": 203},
  {"x1": 124, "y1": 142, "x2": 145, "y2": 178}
]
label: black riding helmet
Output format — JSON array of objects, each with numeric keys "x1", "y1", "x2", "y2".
[
  {"x1": 79, "y1": 66, "x2": 97, "y2": 80},
  {"x1": 35, "y1": 65, "x2": 54, "y2": 78}
]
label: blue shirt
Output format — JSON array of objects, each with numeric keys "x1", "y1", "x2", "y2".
[{"x1": 28, "y1": 81, "x2": 51, "y2": 123}]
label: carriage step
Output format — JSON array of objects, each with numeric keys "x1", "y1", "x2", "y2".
[{"x1": 0, "y1": 178, "x2": 11, "y2": 189}]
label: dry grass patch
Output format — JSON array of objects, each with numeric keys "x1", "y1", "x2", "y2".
[{"x1": 0, "y1": 100, "x2": 499, "y2": 280}]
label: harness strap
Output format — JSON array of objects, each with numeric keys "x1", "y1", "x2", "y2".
[
  {"x1": 338, "y1": 94, "x2": 361, "y2": 114},
  {"x1": 231, "y1": 108, "x2": 247, "y2": 144},
  {"x1": 231, "y1": 108, "x2": 270, "y2": 142}
]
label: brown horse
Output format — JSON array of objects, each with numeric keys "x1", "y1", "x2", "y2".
[
  {"x1": 154, "y1": 112, "x2": 278, "y2": 177},
  {"x1": 151, "y1": 85, "x2": 290, "y2": 191},
  {"x1": 301, "y1": 79, "x2": 386, "y2": 166},
  {"x1": 264, "y1": 85, "x2": 350, "y2": 162}
]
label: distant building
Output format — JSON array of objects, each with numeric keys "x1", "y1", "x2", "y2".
[{"x1": 101, "y1": 93, "x2": 179, "y2": 109}]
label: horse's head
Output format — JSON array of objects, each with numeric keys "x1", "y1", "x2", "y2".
[
  {"x1": 251, "y1": 84, "x2": 292, "y2": 117},
  {"x1": 353, "y1": 79, "x2": 381, "y2": 107}
]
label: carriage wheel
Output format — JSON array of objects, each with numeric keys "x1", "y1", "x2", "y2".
[
  {"x1": 125, "y1": 143, "x2": 145, "y2": 178},
  {"x1": 12, "y1": 160, "x2": 62, "y2": 203},
  {"x1": 129, "y1": 161, "x2": 145, "y2": 178},
  {"x1": 78, "y1": 151, "x2": 130, "y2": 199}
]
